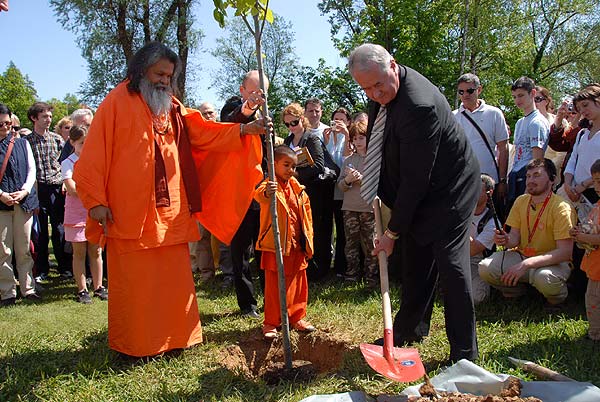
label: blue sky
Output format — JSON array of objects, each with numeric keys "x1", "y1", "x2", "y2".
[{"x1": 1, "y1": 0, "x2": 343, "y2": 108}]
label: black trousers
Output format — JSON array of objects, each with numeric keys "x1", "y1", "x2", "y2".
[
  {"x1": 36, "y1": 183, "x2": 71, "y2": 275},
  {"x1": 230, "y1": 206, "x2": 259, "y2": 313},
  {"x1": 305, "y1": 181, "x2": 335, "y2": 280},
  {"x1": 332, "y1": 199, "x2": 347, "y2": 275},
  {"x1": 392, "y1": 221, "x2": 478, "y2": 362}
]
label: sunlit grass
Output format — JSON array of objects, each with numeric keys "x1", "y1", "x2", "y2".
[{"x1": 1, "y1": 270, "x2": 598, "y2": 401}]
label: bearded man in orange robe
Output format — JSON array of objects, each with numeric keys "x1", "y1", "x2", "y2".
[{"x1": 73, "y1": 42, "x2": 266, "y2": 357}]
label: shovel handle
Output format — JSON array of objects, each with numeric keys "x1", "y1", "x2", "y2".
[{"x1": 372, "y1": 198, "x2": 394, "y2": 337}]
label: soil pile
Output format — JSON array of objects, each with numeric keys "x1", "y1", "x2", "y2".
[{"x1": 408, "y1": 377, "x2": 542, "y2": 402}]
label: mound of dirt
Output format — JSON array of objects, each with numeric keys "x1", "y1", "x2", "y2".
[{"x1": 409, "y1": 377, "x2": 542, "y2": 402}]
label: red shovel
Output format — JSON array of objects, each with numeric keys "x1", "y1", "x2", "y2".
[{"x1": 360, "y1": 197, "x2": 426, "y2": 382}]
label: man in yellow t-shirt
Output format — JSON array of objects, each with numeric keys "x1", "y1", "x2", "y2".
[{"x1": 479, "y1": 158, "x2": 575, "y2": 306}]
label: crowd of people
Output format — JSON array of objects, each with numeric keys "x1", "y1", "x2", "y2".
[{"x1": 1, "y1": 40, "x2": 599, "y2": 362}]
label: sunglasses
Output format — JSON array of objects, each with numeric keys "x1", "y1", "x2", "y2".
[
  {"x1": 63, "y1": 126, "x2": 72, "y2": 130},
  {"x1": 284, "y1": 119, "x2": 300, "y2": 128},
  {"x1": 457, "y1": 88, "x2": 477, "y2": 95},
  {"x1": 534, "y1": 96, "x2": 547, "y2": 103},
  {"x1": 0, "y1": 121, "x2": 12, "y2": 128},
  {"x1": 12, "y1": 126, "x2": 21, "y2": 131}
]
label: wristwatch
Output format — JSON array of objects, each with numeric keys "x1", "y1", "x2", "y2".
[{"x1": 499, "y1": 178, "x2": 507, "y2": 184}]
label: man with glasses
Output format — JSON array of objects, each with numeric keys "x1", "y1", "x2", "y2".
[
  {"x1": 453, "y1": 73, "x2": 509, "y2": 218},
  {"x1": 508, "y1": 77, "x2": 550, "y2": 208}
]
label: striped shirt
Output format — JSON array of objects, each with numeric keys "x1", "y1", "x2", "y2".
[{"x1": 25, "y1": 131, "x2": 64, "y2": 185}]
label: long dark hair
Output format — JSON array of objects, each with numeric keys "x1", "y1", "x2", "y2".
[{"x1": 126, "y1": 41, "x2": 180, "y2": 95}]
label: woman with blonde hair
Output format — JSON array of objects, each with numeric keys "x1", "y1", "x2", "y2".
[
  {"x1": 282, "y1": 102, "x2": 332, "y2": 281},
  {"x1": 54, "y1": 117, "x2": 72, "y2": 142}
]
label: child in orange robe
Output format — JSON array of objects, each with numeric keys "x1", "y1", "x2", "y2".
[{"x1": 254, "y1": 145, "x2": 315, "y2": 340}]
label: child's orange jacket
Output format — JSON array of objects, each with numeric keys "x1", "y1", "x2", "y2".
[{"x1": 254, "y1": 177, "x2": 314, "y2": 258}]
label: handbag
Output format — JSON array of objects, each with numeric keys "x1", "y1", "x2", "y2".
[{"x1": 318, "y1": 138, "x2": 340, "y2": 182}]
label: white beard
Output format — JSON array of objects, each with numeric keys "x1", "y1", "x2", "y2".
[{"x1": 140, "y1": 78, "x2": 173, "y2": 115}]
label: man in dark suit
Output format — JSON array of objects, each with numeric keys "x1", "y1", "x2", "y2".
[
  {"x1": 348, "y1": 43, "x2": 480, "y2": 363},
  {"x1": 220, "y1": 70, "x2": 269, "y2": 319}
]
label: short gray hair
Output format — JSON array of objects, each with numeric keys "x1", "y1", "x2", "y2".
[
  {"x1": 348, "y1": 43, "x2": 392, "y2": 74},
  {"x1": 457, "y1": 73, "x2": 480, "y2": 88},
  {"x1": 70, "y1": 108, "x2": 93, "y2": 123}
]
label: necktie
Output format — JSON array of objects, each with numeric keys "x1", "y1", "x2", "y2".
[{"x1": 360, "y1": 106, "x2": 387, "y2": 204}]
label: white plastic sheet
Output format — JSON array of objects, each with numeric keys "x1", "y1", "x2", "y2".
[{"x1": 299, "y1": 360, "x2": 600, "y2": 402}]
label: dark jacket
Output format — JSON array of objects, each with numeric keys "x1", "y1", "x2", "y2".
[
  {"x1": 283, "y1": 131, "x2": 324, "y2": 185},
  {"x1": 0, "y1": 134, "x2": 39, "y2": 213},
  {"x1": 368, "y1": 65, "x2": 480, "y2": 245}
]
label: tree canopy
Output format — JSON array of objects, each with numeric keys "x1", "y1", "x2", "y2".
[
  {"x1": 0, "y1": 62, "x2": 38, "y2": 127},
  {"x1": 50, "y1": 0, "x2": 203, "y2": 106}
]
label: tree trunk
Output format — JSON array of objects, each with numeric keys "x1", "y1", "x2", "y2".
[{"x1": 176, "y1": 0, "x2": 189, "y2": 100}]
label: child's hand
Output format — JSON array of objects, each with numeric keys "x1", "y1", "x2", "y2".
[
  {"x1": 345, "y1": 168, "x2": 361, "y2": 184},
  {"x1": 265, "y1": 181, "x2": 277, "y2": 197}
]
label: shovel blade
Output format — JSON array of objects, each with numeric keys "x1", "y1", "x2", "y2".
[{"x1": 360, "y1": 343, "x2": 425, "y2": 382}]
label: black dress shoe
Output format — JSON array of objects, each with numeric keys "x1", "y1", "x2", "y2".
[
  {"x1": 242, "y1": 309, "x2": 261, "y2": 319},
  {"x1": 24, "y1": 293, "x2": 42, "y2": 301}
]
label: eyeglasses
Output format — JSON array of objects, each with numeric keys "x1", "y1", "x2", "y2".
[
  {"x1": 0, "y1": 121, "x2": 12, "y2": 128},
  {"x1": 457, "y1": 88, "x2": 477, "y2": 95},
  {"x1": 12, "y1": 126, "x2": 21, "y2": 131},
  {"x1": 284, "y1": 119, "x2": 300, "y2": 128},
  {"x1": 534, "y1": 96, "x2": 547, "y2": 103}
]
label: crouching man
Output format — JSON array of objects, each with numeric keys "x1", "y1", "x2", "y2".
[{"x1": 479, "y1": 158, "x2": 575, "y2": 308}]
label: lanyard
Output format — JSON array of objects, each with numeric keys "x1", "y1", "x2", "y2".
[{"x1": 526, "y1": 192, "x2": 552, "y2": 245}]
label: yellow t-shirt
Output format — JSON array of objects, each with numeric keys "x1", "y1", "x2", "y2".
[{"x1": 506, "y1": 193, "x2": 575, "y2": 255}]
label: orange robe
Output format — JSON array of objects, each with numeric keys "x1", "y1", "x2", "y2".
[
  {"x1": 74, "y1": 82, "x2": 262, "y2": 357},
  {"x1": 254, "y1": 178, "x2": 313, "y2": 327}
]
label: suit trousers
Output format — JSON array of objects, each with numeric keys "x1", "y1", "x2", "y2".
[
  {"x1": 36, "y1": 183, "x2": 71, "y2": 274},
  {"x1": 230, "y1": 206, "x2": 259, "y2": 313},
  {"x1": 332, "y1": 199, "x2": 347, "y2": 276},
  {"x1": 393, "y1": 221, "x2": 478, "y2": 362},
  {"x1": 305, "y1": 180, "x2": 335, "y2": 280}
]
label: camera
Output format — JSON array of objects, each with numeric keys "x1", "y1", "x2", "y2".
[{"x1": 567, "y1": 102, "x2": 574, "y2": 112}]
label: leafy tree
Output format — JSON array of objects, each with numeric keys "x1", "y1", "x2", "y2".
[
  {"x1": 281, "y1": 60, "x2": 367, "y2": 120},
  {"x1": 50, "y1": 0, "x2": 203, "y2": 106},
  {"x1": 47, "y1": 93, "x2": 86, "y2": 128},
  {"x1": 0, "y1": 62, "x2": 38, "y2": 128},
  {"x1": 318, "y1": 0, "x2": 600, "y2": 127},
  {"x1": 210, "y1": 14, "x2": 296, "y2": 119}
]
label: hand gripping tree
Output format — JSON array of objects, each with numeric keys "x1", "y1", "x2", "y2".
[{"x1": 213, "y1": 0, "x2": 294, "y2": 371}]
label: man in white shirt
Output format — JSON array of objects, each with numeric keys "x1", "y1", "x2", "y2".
[
  {"x1": 453, "y1": 74, "x2": 509, "y2": 207},
  {"x1": 304, "y1": 98, "x2": 329, "y2": 141}
]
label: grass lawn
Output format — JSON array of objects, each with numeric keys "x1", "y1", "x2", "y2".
[{"x1": 1, "y1": 271, "x2": 599, "y2": 401}]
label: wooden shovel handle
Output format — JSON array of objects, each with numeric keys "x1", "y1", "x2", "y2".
[{"x1": 372, "y1": 198, "x2": 394, "y2": 334}]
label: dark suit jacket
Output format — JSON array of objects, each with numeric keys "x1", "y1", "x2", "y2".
[{"x1": 368, "y1": 65, "x2": 480, "y2": 245}]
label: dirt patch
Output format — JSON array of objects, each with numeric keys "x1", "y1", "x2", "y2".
[{"x1": 218, "y1": 328, "x2": 354, "y2": 381}]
